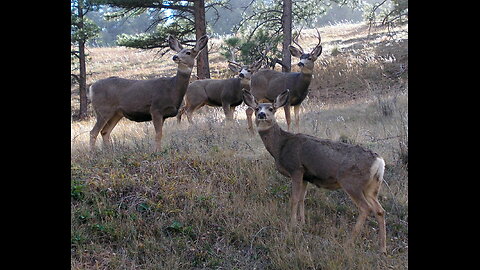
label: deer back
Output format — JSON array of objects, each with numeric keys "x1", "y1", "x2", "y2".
[
  {"x1": 90, "y1": 76, "x2": 176, "y2": 115},
  {"x1": 250, "y1": 69, "x2": 311, "y2": 105},
  {"x1": 186, "y1": 77, "x2": 244, "y2": 107},
  {"x1": 250, "y1": 69, "x2": 281, "y2": 102},
  {"x1": 260, "y1": 125, "x2": 380, "y2": 189}
]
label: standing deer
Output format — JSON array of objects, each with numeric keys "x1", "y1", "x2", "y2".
[
  {"x1": 243, "y1": 89, "x2": 387, "y2": 254},
  {"x1": 246, "y1": 30, "x2": 323, "y2": 133},
  {"x1": 176, "y1": 59, "x2": 262, "y2": 123},
  {"x1": 88, "y1": 35, "x2": 208, "y2": 151}
]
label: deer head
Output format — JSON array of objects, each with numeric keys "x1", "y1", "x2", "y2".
[
  {"x1": 169, "y1": 35, "x2": 208, "y2": 70},
  {"x1": 289, "y1": 29, "x2": 322, "y2": 73},
  {"x1": 228, "y1": 59, "x2": 263, "y2": 80},
  {"x1": 243, "y1": 89, "x2": 290, "y2": 130}
]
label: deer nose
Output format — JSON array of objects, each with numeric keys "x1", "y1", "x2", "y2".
[
  {"x1": 258, "y1": 112, "x2": 266, "y2": 119},
  {"x1": 239, "y1": 73, "x2": 244, "y2": 78},
  {"x1": 297, "y1": 62, "x2": 304, "y2": 67},
  {"x1": 172, "y1": 55, "x2": 179, "y2": 61}
]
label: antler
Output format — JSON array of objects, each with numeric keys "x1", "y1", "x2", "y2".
[
  {"x1": 314, "y1": 28, "x2": 322, "y2": 48},
  {"x1": 228, "y1": 60, "x2": 242, "y2": 67},
  {"x1": 292, "y1": 25, "x2": 304, "y2": 53},
  {"x1": 255, "y1": 42, "x2": 274, "y2": 68}
]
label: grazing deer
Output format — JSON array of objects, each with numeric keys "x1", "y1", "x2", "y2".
[
  {"x1": 243, "y1": 89, "x2": 387, "y2": 254},
  {"x1": 176, "y1": 59, "x2": 262, "y2": 123},
  {"x1": 88, "y1": 35, "x2": 208, "y2": 151},
  {"x1": 246, "y1": 30, "x2": 323, "y2": 133}
]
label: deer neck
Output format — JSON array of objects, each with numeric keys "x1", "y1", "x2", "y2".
[
  {"x1": 172, "y1": 64, "x2": 193, "y2": 106},
  {"x1": 287, "y1": 71, "x2": 312, "y2": 101},
  {"x1": 257, "y1": 122, "x2": 291, "y2": 160},
  {"x1": 299, "y1": 68, "x2": 313, "y2": 84},
  {"x1": 239, "y1": 78, "x2": 251, "y2": 90}
]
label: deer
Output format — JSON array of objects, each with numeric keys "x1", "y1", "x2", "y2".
[
  {"x1": 176, "y1": 59, "x2": 262, "y2": 124},
  {"x1": 243, "y1": 89, "x2": 387, "y2": 254},
  {"x1": 88, "y1": 35, "x2": 208, "y2": 151},
  {"x1": 246, "y1": 30, "x2": 323, "y2": 133}
]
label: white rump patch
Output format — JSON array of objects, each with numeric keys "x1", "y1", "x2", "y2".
[{"x1": 370, "y1": 157, "x2": 385, "y2": 181}]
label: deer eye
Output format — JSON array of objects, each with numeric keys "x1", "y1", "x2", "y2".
[
  {"x1": 308, "y1": 57, "x2": 312, "y2": 60},
  {"x1": 268, "y1": 107, "x2": 274, "y2": 112},
  {"x1": 247, "y1": 70, "x2": 251, "y2": 72},
  {"x1": 186, "y1": 51, "x2": 191, "y2": 55},
  {"x1": 255, "y1": 108, "x2": 259, "y2": 111}
]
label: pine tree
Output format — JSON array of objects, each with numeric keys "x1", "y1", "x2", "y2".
[
  {"x1": 93, "y1": 0, "x2": 229, "y2": 79},
  {"x1": 71, "y1": 0, "x2": 100, "y2": 119}
]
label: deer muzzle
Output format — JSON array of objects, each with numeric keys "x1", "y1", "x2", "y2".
[{"x1": 258, "y1": 112, "x2": 266, "y2": 119}]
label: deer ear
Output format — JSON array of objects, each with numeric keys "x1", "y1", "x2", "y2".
[
  {"x1": 193, "y1": 35, "x2": 208, "y2": 53},
  {"x1": 168, "y1": 35, "x2": 183, "y2": 52},
  {"x1": 311, "y1": 45, "x2": 323, "y2": 59},
  {"x1": 289, "y1": 45, "x2": 303, "y2": 58},
  {"x1": 242, "y1": 89, "x2": 258, "y2": 109},
  {"x1": 274, "y1": 89, "x2": 290, "y2": 109}
]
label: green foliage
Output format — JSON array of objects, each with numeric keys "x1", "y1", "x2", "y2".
[
  {"x1": 165, "y1": 221, "x2": 196, "y2": 239},
  {"x1": 86, "y1": 6, "x2": 155, "y2": 46},
  {"x1": 363, "y1": 0, "x2": 408, "y2": 27},
  {"x1": 71, "y1": 0, "x2": 101, "y2": 45},
  {"x1": 237, "y1": 0, "x2": 332, "y2": 36},
  {"x1": 71, "y1": 16, "x2": 101, "y2": 45},
  {"x1": 220, "y1": 29, "x2": 282, "y2": 65},
  {"x1": 71, "y1": 180, "x2": 86, "y2": 200},
  {"x1": 116, "y1": 19, "x2": 193, "y2": 49}
]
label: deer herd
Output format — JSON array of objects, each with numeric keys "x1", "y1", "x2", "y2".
[{"x1": 87, "y1": 32, "x2": 388, "y2": 254}]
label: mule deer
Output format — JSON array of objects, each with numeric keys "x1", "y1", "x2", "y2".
[
  {"x1": 243, "y1": 89, "x2": 387, "y2": 254},
  {"x1": 246, "y1": 30, "x2": 323, "y2": 133},
  {"x1": 88, "y1": 35, "x2": 208, "y2": 151},
  {"x1": 176, "y1": 59, "x2": 262, "y2": 123}
]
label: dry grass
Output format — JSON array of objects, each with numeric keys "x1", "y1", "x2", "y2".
[{"x1": 71, "y1": 22, "x2": 408, "y2": 269}]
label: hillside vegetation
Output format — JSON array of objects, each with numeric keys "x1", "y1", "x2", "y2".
[{"x1": 71, "y1": 22, "x2": 408, "y2": 269}]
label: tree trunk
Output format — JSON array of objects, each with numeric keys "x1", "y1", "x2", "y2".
[
  {"x1": 194, "y1": 0, "x2": 210, "y2": 79},
  {"x1": 78, "y1": 3, "x2": 88, "y2": 119},
  {"x1": 281, "y1": 0, "x2": 292, "y2": 73},
  {"x1": 78, "y1": 41, "x2": 88, "y2": 119}
]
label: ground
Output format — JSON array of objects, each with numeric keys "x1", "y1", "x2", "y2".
[{"x1": 71, "y1": 22, "x2": 408, "y2": 269}]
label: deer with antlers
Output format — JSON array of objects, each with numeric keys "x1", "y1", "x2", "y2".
[
  {"x1": 176, "y1": 59, "x2": 263, "y2": 124},
  {"x1": 243, "y1": 89, "x2": 387, "y2": 254},
  {"x1": 246, "y1": 30, "x2": 323, "y2": 133},
  {"x1": 88, "y1": 35, "x2": 208, "y2": 151}
]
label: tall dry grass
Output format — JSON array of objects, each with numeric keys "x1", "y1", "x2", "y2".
[{"x1": 71, "y1": 22, "x2": 408, "y2": 269}]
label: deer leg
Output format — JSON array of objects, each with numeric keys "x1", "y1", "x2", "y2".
[
  {"x1": 294, "y1": 105, "x2": 301, "y2": 133},
  {"x1": 284, "y1": 104, "x2": 292, "y2": 131},
  {"x1": 369, "y1": 196, "x2": 386, "y2": 254},
  {"x1": 90, "y1": 113, "x2": 113, "y2": 150},
  {"x1": 151, "y1": 112, "x2": 165, "y2": 152},
  {"x1": 365, "y1": 181, "x2": 387, "y2": 254},
  {"x1": 341, "y1": 182, "x2": 373, "y2": 241},
  {"x1": 176, "y1": 105, "x2": 186, "y2": 124},
  {"x1": 100, "y1": 113, "x2": 123, "y2": 149},
  {"x1": 298, "y1": 180, "x2": 308, "y2": 225},
  {"x1": 246, "y1": 107, "x2": 254, "y2": 134},
  {"x1": 230, "y1": 106, "x2": 236, "y2": 120},
  {"x1": 185, "y1": 102, "x2": 205, "y2": 125},
  {"x1": 290, "y1": 171, "x2": 305, "y2": 228},
  {"x1": 222, "y1": 103, "x2": 233, "y2": 122}
]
